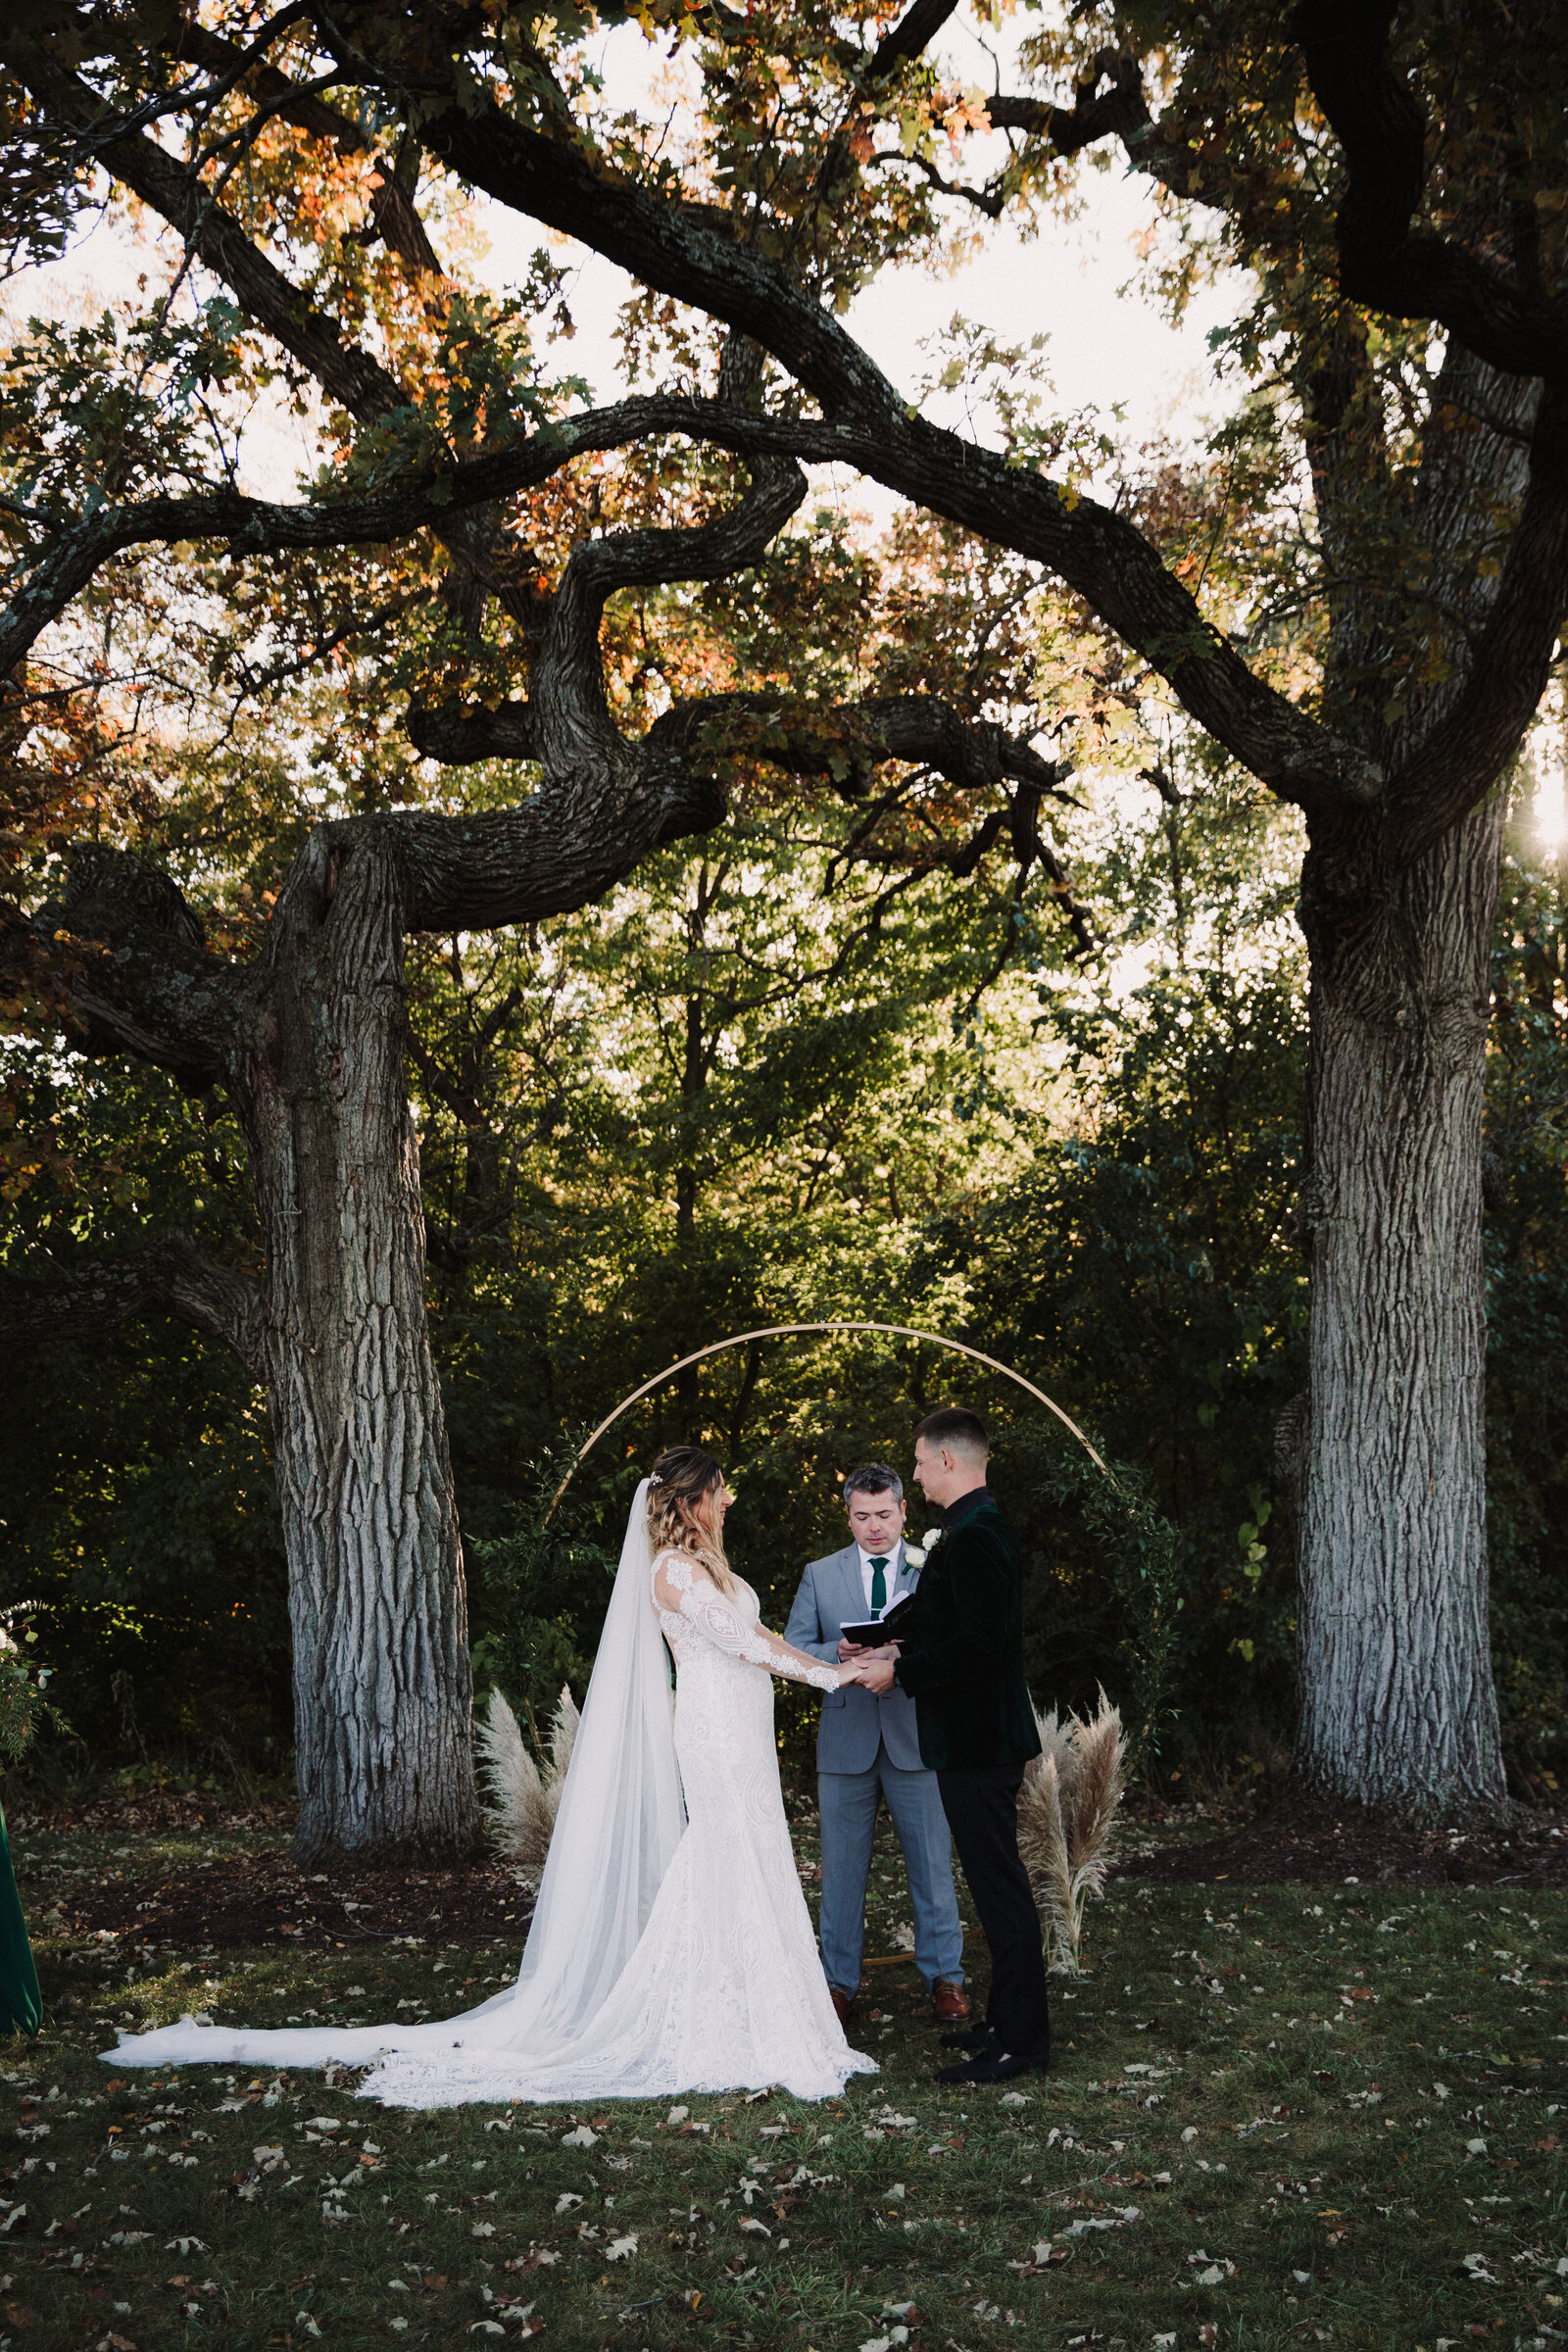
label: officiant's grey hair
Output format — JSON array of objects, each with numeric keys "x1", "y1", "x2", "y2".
[{"x1": 843, "y1": 1463, "x2": 904, "y2": 1501}]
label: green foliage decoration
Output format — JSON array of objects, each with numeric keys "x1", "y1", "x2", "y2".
[{"x1": 0, "y1": 1601, "x2": 66, "y2": 1763}]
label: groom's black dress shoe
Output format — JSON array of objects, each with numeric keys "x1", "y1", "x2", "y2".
[
  {"x1": 940, "y1": 2026, "x2": 993, "y2": 2051},
  {"x1": 935, "y1": 2046, "x2": 1049, "y2": 2085}
]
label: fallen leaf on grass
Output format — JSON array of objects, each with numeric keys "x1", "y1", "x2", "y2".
[
  {"x1": 605, "y1": 2234, "x2": 639, "y2": 2261},
  {"x1": 1064, "y1": 2206, "x2": 1142, "y2": 2238},
  {"x1": 502, "y1": 2312, "x2": 545, "y2": 2336},
  {"x1": 561, "y1": 2126, "x2": 598, "y2": 2148},
  {"x1": 1006, "y1": 2240, "x2": 1067, "y2": 2276},
  {"x1": 1185, "y1": 2251, "x2": 1236, "y2": 2286}
]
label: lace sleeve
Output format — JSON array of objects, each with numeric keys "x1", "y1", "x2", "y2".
[{"x1": 654, "y1": 1555, "x2": 839, "y2": 1691}]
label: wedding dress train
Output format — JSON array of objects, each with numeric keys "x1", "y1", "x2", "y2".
[{"x1": 105, "y1": 1488, "x2": 875, "y2": 2108}]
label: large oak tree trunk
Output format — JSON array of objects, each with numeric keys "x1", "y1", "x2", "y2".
[
  {"x1": 241, "y1": 831, "x2": 483, "y2": 1862},
  {"x1": 1293, "y1": 791, "x2": 1509, "y2": 1817}
]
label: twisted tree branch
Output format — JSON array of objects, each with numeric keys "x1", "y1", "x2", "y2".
[
  {"x1": 532, "y1": 455, "x2": 806, "y2": 783},
  {"x1": 1293, "y1": 1, "x2": 1568, "y2": 380},
  {"x1": 5, "y1": 847, "x2": 239, "y2": 1086},
  {"x1": 0, "y1": 1226, "x2": 266, "y2": 1372},
  {"x1": 0, "y1": 410, "x2": 766, "y2": 676}
]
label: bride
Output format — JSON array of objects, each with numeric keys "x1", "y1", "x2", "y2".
[{"x1": 106, "y1": 1447, "x2": 878, "y2": 2106}]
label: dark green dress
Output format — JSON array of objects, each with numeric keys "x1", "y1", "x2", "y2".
[
  {"x1": 893, "y1": 1498, "x2": 1043, "y2": 1772},
  {"x1": 0, "y1": 1803, "x2": 42, "y2": 2037}
]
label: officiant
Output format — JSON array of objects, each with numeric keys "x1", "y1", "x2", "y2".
[{"x1": 785, "y1": 1465, "x2": 969, "y2": 2029}]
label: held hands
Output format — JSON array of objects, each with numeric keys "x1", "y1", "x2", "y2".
[{"x1": 836, "y1": 1648, "x2": 900, "y2": 1693}]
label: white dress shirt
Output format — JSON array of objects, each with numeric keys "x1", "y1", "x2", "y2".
[{"x1": 856, "y1": 1541, "x2": 906, "y2": 1616}]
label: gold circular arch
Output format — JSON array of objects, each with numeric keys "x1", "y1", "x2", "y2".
[{"x1": 543, "y1": 1320, "x2": 1105, "y2": 1520}]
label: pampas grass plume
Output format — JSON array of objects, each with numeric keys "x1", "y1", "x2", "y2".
[
  {"x1": 475, "y1": 1684, "x2": 578, "y2": 1881},
  {"x1": 1017, "y1": 1688, "x2": 1128, "y2": 1974}
]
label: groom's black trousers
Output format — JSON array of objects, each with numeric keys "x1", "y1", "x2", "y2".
[{"x1": 937, "y1": 1766, "x2": 1050, "y2": 2063}]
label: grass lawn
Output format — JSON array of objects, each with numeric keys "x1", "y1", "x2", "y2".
[{"x1": 8, "y1": 1813, "x2": 1568, "y2": 2351}]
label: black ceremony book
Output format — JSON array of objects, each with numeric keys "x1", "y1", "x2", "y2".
[{"x1": 840, "y1": 1588, "x2": 918, "y2": 1648}]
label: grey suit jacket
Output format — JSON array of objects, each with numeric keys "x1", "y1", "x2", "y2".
[{"x1": 784, "y1": 1541, "x2": 926, "y2": 1774}]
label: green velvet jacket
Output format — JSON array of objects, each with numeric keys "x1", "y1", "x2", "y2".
[{"x1": 893, "y1": 1495, "x2": 1041, "y2": 1772}]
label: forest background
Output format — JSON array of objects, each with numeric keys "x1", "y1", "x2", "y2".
[{"x1": 3, "y1": 5, "x2": 1568, "y2": 1809}]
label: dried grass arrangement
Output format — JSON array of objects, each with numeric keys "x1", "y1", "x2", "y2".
[
  {"x1": 1015, "y1": 1690, "x2": 1128, "y2": 1975},
  {"x1": 474, "y1": 1684, "x2": 579, "y2": 1881}
]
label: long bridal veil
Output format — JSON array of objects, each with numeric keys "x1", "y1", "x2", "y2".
[
  {"x1": 105, "y1": 1479, "x2": 688, "y2": 2103},
  {"x1": 497, "y1": 1476, "x2": 686, "y2": 2040}
]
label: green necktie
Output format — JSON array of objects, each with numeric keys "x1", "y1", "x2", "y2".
[{"x1": 868, "y1": 1554, "x2": 890, "y2": 1612}]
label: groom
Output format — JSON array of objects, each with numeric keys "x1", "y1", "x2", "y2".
[
  {"x1": 785, "y1": 1465, "x2": 968, "y2": 2029},
  {"x1": 859, "y1": 1408, "x2": 1050, "y2": 2084}
]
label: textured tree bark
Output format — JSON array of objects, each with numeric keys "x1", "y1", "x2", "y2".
[
  {"x1": 238, "y1": 830, "x2": 482, "y2": 1863},
  {"x1": 1294, "y1": 788, "x2": 1509, "y2": 1817}
]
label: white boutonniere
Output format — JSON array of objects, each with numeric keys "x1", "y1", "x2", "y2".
[{"x1": 904, "y1": 1528, "x2": 944, "y2": 1569}]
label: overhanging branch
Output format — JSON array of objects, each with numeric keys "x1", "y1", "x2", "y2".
[
  {"x1": 6, "y1": 847, "x2": 239, "y2": 1086},
  {"x1": 0, "y1": 1227, "x2": 266, "y2": 1373},
  {"x1": 0, "y1": 402, "x2": 788, "y2": 674},
  {"x1": 1293, "y1": 1, "x2": 1568, "y2": 381},
  {"x1": 404, "y1": 684, "x2": 1097, "y2": 950}
]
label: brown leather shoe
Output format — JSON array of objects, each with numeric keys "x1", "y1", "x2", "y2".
[
  {"x1": 830, "y1": 1985, "x2": 857, "y2": 2026},
  {"x1": 931, "y1": 1978, "x2": 970, "y2": 2025}
]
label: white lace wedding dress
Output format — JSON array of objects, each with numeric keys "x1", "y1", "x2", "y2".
[{"x1": 105, "y1": 1500, "x2": 874, "y2": 2109}]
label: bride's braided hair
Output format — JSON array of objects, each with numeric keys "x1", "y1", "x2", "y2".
[{"x1": 646, "y1": 1446, "x2": 739, "y2": 1599}]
